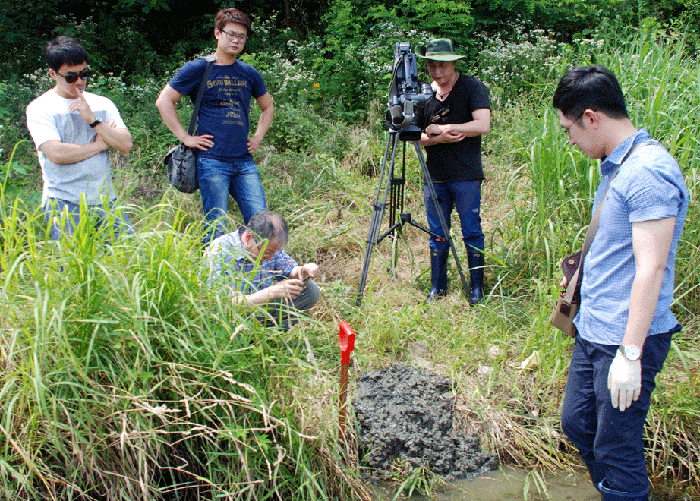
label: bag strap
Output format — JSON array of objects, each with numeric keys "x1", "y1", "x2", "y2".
[
  {"x1": 186, "y1": 55, "x2": 216, "y2": 135},
  {"x1": 563, "y1": 140, "x2": 655, "y2": 303}
]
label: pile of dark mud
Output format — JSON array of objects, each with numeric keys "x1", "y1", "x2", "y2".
[{"x1": 354, "y1": 364, "x2": 498, "y2": 480}]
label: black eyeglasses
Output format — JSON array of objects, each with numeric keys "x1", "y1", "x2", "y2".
[
  {"x1": 562, "y1": 113, "x2": 584, "y2": 137},
  {"x1": 221, "y1": 29, "x2": 247, "y2": 41},
  {"x1": 57, "y1": 67, "x2": 90, "y2": 83}
]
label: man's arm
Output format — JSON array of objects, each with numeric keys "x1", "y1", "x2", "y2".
[
  {"x1": 70, "y1": 89, "x2": 132, "y2": 153},
  {"x1": 248, "y1": 92, "x2": 274, "y2": 153},
  {"x1": 623, "y1": 216, "x2": 676, "y2": 349},
  {"x1": 38, "y1": 91, "x2": 132, "y2": 164},
  {"x1": 231, "y1": 279, "x2": 305, "y2": 306},
  {"x1": 155, "y1": 84, "x2": 214, "y2": 150},
  {"x1": 231, "y1": 262, "x2": 318, "y2": 306},
  {"x1": 608, "y1": 216, "x2": 676, "y2": 410},
  {"x1": 93, "y1": 121, "x2": 132, "y2": 153},
  {"x1": 39, "y1": 137, "x2": 109, "y2": 165},
  {"x1": 419, "y1": 108, "x2": 491, "y2": 147}
]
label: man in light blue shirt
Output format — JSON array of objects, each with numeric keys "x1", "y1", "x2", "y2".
[
  {"x1": 553, "y1": 66, "x2": 688, "y2": 501},
  {"x1": 203, "y1": 211, "x2": 320, "y2": 330}
]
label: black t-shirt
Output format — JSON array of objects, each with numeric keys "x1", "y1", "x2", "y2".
[{"x1": 421, "y1": 74, "x2": 490, "y2": 183}]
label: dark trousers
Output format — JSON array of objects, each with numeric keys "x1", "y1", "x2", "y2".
[{"x1": 561, "y1": 328, "x2": 677, "y2": 500}]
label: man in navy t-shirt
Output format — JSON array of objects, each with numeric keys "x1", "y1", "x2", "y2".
[{"x1": 156, "y1": 7, "x2": 274, "y2": 244}]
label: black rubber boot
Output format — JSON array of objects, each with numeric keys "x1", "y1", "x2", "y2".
[
  {"x1": 467, "y1": 250, "x2": 485, "y2": 305},
  {"x1": 426, "y1": 247, "x2": 449, "y2": 302}
]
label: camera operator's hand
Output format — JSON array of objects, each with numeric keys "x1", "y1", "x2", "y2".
[
  {"x1": 244, "y1": 279, "x2": 304, "y2": 305},
  {"x1": 425, "y1": 124, "x2": 466, "y2": 143},
  {"x1": 269, "y1": 279, "x2": 304, "y2": 299}
]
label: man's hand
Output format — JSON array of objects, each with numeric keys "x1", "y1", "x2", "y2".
[
  {"x1": 70, "y1": 89, "x2": 97, "y2": 124},
  {"x1": 182, "y1": 134, "x2": 214, "y2": 151},
  {"x1": 267, "y1": 279, "x2": 305, "y2": 300},
  {"x1": 607, "y1": 350, "x2": 642, "y2": 411},
  {"x1": 295, "y1": 263, "x2": 319, "y2": 281},
  {"x1": 248, "y1": 135, "x2": 263, "y2": 153},
  {"x1": 93, "y1": 132, "x2": 108, "y2": 151}
]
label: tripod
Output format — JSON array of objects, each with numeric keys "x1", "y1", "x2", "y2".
[{"x1": 356, "y1": 129, "x2": 469, "y2": 305}]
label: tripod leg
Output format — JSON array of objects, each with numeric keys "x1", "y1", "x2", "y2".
[
  {"x1": 412, "y1": 141, "x2": 470, "y2": 298},
  {"x1": 357, "y1": 132, "x2": 401, "y2": 305}
]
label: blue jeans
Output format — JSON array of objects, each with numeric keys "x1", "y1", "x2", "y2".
[
  {"x1": 198, "y1": 157, "x2": 267, "y2": 243},
  {"x1": 424, "y1": 180, "x2": 484, "y2": 253},
  {"x1": 561, "y1": 328, "x2": 677, "y2": 500},
  {"x1": 42, "y1": 198, "x2": 133, "y2": 242}
]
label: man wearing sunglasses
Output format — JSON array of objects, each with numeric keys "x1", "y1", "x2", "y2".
[
  {"x1": 26, "y1": 36, "x2": 133, "y2": 242},
  {"x1": 156, "y1": 7, "x2": 274, "y2": 246}
]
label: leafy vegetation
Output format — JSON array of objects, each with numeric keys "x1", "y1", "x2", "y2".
[{"x1": 0, "y1": 8, "x2": 699, "y2": 501}]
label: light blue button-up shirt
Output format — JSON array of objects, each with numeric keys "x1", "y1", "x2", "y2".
[{"x1": 574, "y1": 128, "x2": 689, "y2": 345}]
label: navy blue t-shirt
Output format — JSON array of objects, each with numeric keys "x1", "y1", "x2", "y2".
[{"x1": 169, "y1": 57, "x2": 268, "y2": 162}]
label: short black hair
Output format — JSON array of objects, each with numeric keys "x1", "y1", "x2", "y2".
[
  {"x1": 552, "y1": 65, "x2": 628, "y2": 120},
  {"x1": 45, "y1": 36, "x2": 88, "y2": 72},
  {"x1": 245, "y1": 211, "x2": 289, "y2": 246}
]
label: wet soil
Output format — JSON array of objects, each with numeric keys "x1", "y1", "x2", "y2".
[{"x1": 354, "y1": 364, "x2": 499, "y2": 480}]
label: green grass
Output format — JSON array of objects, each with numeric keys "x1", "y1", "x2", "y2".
[{"x1": 1, "y1": 23, "x2": 699, "y2": 501}]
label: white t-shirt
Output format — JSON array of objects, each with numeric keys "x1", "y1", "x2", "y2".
[{"x1": 26, "y1": 88, "x2": 126, "y2": 205}]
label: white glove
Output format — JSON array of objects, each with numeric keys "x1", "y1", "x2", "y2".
[{"x1": 607, "y1": 350, "x2": 642, "y2": 411}]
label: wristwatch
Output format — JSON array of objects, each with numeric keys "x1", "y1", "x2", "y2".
[
  {"x1": 618, "y1": 345, "x2": 642, "y2": 361},
  {"x1": 89, "y1": 118, "x2": 102, "y2": 128}
]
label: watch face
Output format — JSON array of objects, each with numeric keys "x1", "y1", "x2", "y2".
[{"x1": 622, "y1": 345, "x2": 642, "y2": 361}]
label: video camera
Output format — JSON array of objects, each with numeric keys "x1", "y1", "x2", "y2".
[{"x1": 387, "y1": 42, "x2": 435, "y2": 141}]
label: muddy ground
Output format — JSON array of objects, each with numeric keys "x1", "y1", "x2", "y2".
[{"x1": 354, "y1": 364, "x2": 499, "y2": 480}]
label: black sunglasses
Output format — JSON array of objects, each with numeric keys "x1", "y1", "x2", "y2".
[{"x1": 57, "y1": 67, "x2": 90, "y2": 83}]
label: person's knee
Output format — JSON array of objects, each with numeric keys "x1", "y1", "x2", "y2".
[
  {"x1": 560, "y1": 406, "x2": 584, "y2": 445},
  {"x1": 298, "y1": 280, "x2": 320, "y2": 310}
]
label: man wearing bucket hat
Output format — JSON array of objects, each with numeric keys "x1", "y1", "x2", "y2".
[{"x1": 416, "y1": 39, "x2": 491, "y2": 304}]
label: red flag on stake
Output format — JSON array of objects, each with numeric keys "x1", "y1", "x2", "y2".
[{"x1": 338, "y1": 321, "x2": 356, "y2": 443}]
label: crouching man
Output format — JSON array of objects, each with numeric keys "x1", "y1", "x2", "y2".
[{"x1": 203, "y1": 211, "x2": 320, "y2": 330}]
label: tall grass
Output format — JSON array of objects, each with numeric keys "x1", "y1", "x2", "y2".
[
  {"x1": 0, "y1": 164, "x2": 370, "y2": 499},
  {"x1": 490, "y1": 25, "x2": 700, "y2": 316}
]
